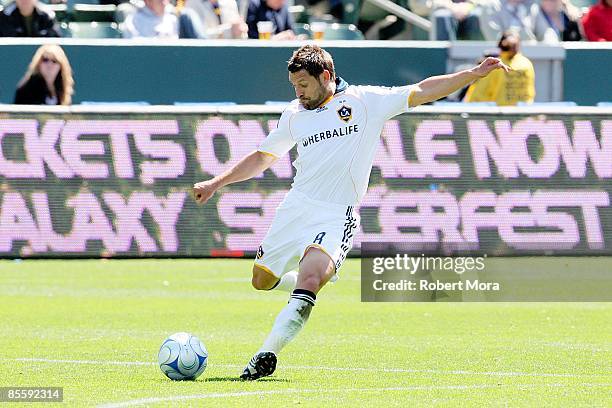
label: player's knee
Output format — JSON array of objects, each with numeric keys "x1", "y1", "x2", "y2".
[
  {"x1": 300, "y1": 273, "x2": 323, "y2": 291},
  {"x1": 299, "y1": 248, "x2": 335, "y2": 291}
]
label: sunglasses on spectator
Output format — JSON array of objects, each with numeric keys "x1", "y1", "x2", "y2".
[{"x1": 41, "y1": 56, "x2": 58, "y2": 64}]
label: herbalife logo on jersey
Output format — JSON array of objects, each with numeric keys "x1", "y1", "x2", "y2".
[
  {"x1": 302, "y1": 124, "x2": 359, "y2": 147},
  {"x1": 337, "y1": 105, "x2": 352, "y2": 122}
]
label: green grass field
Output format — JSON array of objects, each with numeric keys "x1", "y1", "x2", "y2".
[{"x1": 1, "y1": 259, "x2": 610, "y2": 407}]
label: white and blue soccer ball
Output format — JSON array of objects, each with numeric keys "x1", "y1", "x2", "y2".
[{"x1": 158, "y1": 332, "x2": 208, "y2": 380}]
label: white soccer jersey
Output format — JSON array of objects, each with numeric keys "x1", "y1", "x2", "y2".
[{"x1": 258, "y1": 80, "x2": 416, "y2": 206}]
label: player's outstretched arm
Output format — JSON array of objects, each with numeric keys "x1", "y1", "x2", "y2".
[
  {"x1": 193, "y1": 150, "x2": 277, "y2": 205},
  {"x1": 409, "y1": 57, "x2": 511, "y2": 107}
]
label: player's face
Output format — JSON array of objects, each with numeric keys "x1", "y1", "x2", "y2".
[{"x1": 289, "y1": 70, "x2": 329, "y2": 110}]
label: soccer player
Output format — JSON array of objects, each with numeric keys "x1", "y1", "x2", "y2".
[{"x1": 193, "y1": 44, "x2": 510, "y2": 380}]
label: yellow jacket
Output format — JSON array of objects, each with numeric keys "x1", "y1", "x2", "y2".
[{"x1": 465, "y1": 52, "x2": 535, "y2": 106}]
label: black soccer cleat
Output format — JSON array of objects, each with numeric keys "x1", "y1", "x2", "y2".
[{"x1": 240, "y1": 351, "x2": 277, "y2": 380}]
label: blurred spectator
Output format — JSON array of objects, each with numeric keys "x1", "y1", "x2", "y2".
[
  {"x1": 246, "y1": 0, "x2": 295, "y2": 39},
  {"x1": 122, "y1": 0, "x2": 206, "y2": 38},
  {"x1": 480, "y1": 0, "x2": 551, "y2": 41},
  {"x1": 536, "y1": 0, "x2": 582, "y2": 41},
  {"x1": 298, "y1": 0, "x2": 343, "y2": 21},
  {"x1": 184, "y1": 0, "x2": 248, "y2": 38},
  {"x1": 409, "y1": 0, "x2": 486, "y2": 40},
  {"x1": 464, "y1": 31, "x2": 535, "y2": 105},
  {"x1": 582, "y1": 0, "x2": 612, "y2": 41},
  {"x1": 0, "y1": 0, "x2": 60, "y2": 37},
  {"x1": 446, "y1": 48, "x2": 499, "y2": 101},
  {"x1": 14, "y1": 44, "x2": 74, "y2": 105}
]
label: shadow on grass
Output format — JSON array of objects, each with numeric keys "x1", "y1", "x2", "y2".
[{"x1": 204, "y1": 376, "x2": 291, "y2": 383}]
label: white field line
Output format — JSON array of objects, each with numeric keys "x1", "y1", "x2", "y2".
[
  {"x1": 97, "y1": 383, "x2": 612, "y2": 408},
  {"x1": 13, "y1": 358, "x2": 611, "y2": 378}
]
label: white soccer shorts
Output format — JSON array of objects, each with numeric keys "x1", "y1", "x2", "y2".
[{"x1": 253, "y1": 190, "x2": 360, "y2": 279}]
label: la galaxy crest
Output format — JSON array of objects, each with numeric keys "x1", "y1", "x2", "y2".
[{"x1": 337, "y1": 105, "x2": 352, "y2": 123}]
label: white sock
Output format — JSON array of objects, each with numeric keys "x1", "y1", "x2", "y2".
[
  {"x1": 259, "y1": 289, "x2": 316, "y2": 354},
  {"x1": 270, "y1": 270, "x2": 298, "y2": 293}
]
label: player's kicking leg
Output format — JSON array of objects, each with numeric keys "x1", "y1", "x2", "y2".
[
  {"x1": 251, "y1": 264, "x2": 299, "y2": 293},
  {"x1": 240, "y1": 247, "x2": 335, "y2": 380}
]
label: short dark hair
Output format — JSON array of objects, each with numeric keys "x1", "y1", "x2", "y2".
[
  {"x1": 497, "y1": 30, "x2": 520, "y2": 48},
  {"x1": 287, "y1": 45, "x2": 335, "y2": 80}
]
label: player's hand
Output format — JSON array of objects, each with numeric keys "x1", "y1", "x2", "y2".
[
  {"x1": 473, "y1": 57, "x2": 512, "y2": 78},
  {"x1": 193, "y1": 180, "x2": 218, "y2": 205}
]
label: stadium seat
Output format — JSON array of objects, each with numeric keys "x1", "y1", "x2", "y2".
[
  {"x1": 58, "y1": 22, "x2": 71, "y2": 37},
  {"x1": 65, "y1": 21, "x2": 121, "y2": 38},
  {"x1": 292, "y1": 23, "x2": 311, "y2": 38},
  {"x1": 569, "y1": 0, "x2": 597, "y2": 10},
  {"x1": 341, "y1": 0, "x2": 361, "y2": 24},
  {"x1": 67, "y1": 0, "x2": 100, "y2": 7},
  {"x1": 359, "y1": 0, "x2": 388, "y2": 26},
  {"x1": 357, "y1": 0, "x2": 410, "y2": 39},
  {"x1": 323, "y1": 23, "x2": 365, "y2": 40},
  {"x1": 114, "y1": 2, "x2": 137, "y2": 24},
  {"x1": 40, "y1": 3, "x2": 68, "y2": 22},
  {"x1": 71, "y1": 4, "x2": 117, "y2": 22},
  {"x1": 288, "y1": 4, "x2": 308, "y2": 24}
]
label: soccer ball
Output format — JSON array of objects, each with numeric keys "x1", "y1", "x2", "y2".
[{"x1": 158, "y1": 332, "x2": 208, "y2": 380}]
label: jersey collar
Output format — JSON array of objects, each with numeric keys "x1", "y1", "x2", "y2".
[
  {"x1": 335, "y1": 76, "x2": 348, "y2": 94},
  {"x1": 314, "y1": 76, "x2": 349, "y2": 109}
]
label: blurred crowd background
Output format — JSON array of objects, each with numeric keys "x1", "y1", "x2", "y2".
[
  {"x1": 0, "y1": 0, "x2": 610, "y2": 41},
  {"x1": 0, "y1": 0, "x2": 609, "y2": 106}
]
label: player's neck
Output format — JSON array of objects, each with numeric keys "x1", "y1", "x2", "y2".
[
  {"x1": 317, "y1": 83, "x2": 336, "y2": 108},
  {"x1": 317, "y1": 91, "x2": 335, "y2": 109}
]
